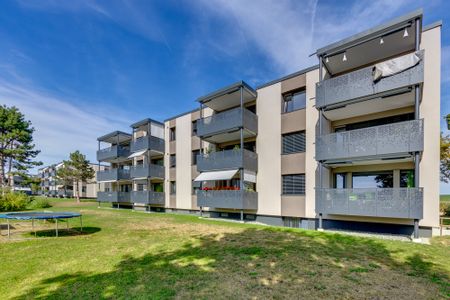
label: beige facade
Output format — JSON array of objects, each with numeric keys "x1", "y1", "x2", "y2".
[{"x1": 96, "y1": 11, "x2": 441, "y2": 237}]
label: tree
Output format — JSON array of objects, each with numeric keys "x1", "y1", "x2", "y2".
[
  {"x1": 58, "y1": 151, "x2": 94, "y2": 203},
  {"x1": 0, "y1": 105, "x2": 42, "y2": 192},
  {"x1": 441, "y1": 132, "x2": 450, "y2": 183}
]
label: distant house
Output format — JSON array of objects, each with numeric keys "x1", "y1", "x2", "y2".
[{"x1": 38, "y1": 162, "x2": 107, "y2": 198}]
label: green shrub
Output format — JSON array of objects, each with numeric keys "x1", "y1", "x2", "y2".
[
  {"x1": 0, "y1": 192, "x2": 30, "y2": 212},
  {"x1": 28, "y1": 197, "x2": 52, "y2": 209},
  {"x1": 440, "y1": 202, "x2": 450, "y2": 216}
]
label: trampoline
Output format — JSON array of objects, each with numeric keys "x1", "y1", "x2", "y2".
[{"x1": 0, "y1": 212, "x2": 82, "y2": 238}]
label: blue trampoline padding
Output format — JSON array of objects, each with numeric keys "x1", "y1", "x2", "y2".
[{"x1": 0, "y1": 212, "x2": 81, "y2": 220}]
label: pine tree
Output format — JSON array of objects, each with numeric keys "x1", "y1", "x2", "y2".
[{"x1": 0, "y1": 105, "x2": 41, "y2": 192}]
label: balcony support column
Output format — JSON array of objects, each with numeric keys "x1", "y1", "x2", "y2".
[
  {"x1": 414, "y1": 219, "x2": 419, "y2": 239},
  {"x1": 414, "y1": 84, "x2": 420, "y2": 190},
  {"x1": 239, "y1": 86, "x2": 244, "y2": 196},
  {"x1": 318, "y1": 213, "x2": 323, "y2": 231}
]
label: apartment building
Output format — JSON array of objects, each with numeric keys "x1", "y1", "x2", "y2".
[
  {"x1": 96, "y1": 9, "x2": 441, "y2": 237},
  {"x1": 96, "y1": 120, "x2": 166, "y2": 210},
  {"x1": 38, "y1": 162, "x2": 106, "y2": 198}
]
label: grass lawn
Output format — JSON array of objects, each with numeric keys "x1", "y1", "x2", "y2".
[
  {"x1": 441, "y1": 194, "x2": 450, "y2": 202},
  {"x1": 1, "y1": 199, "x2": 449, "y2": 299}
]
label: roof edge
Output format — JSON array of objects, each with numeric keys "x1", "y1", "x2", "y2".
[
  {"x1": 196, "y1": 80, "x2": 257, "y2": 104},
  {"x1": 316, "y1": 8, "x2": 423, "y2": 57},
  {"x1": 130, "y1": 118, "x2": 164, "y2": 128},
  {"x1": 256, "y1": 65, "x2": 319, "y2": 90},
  {"x1": 423, "y1": 20, "x2": 442, "y2": 32},
  {"x1": 97, "y1": 130, "x2": 132, "y2": 142}
]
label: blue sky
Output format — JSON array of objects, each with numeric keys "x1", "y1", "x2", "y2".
[{"x1": 0, "y1": 0, "x2": 449, "y2": 191}]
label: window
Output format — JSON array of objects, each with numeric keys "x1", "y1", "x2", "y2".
[
  {"x1": 170, "y1": 154, "x2": 176, "y2": 168},
  {"x1": 192, "y1": 120, "x2": 198, "y2": 136},
  {"x1": 282, "y1": 174, "x2": 305, "y2": 195},
  {"x1": 352, "y1": 171, "x2": 393, "y2": 188},
  {"x1": 192, "y1": 150, "x2": 200, "y2": 165},
  {"x1": 282, "y1": 131, "x2": 305, "y2": 154},
  {"x1": 334, "y1": 173, "x2": 346, "y2": 189},
  {"x1": 82, "y1": 186, "x2": 87, "y2": 193},
  {"x1": 137, "y1": 184, "x2": 145, "y2": 191},
  {"x1": 170, "y1": 181, "x2": 176, "y2": 195},
  {"x1": 169, "y1": 127, "x2": 176, "y2": 141},
  {"x1": 283, "y1": 90, "x2": 306, "y2": 113},
  {"x1": 400, "y1": 170, "x2": 415, "y2": 188}
]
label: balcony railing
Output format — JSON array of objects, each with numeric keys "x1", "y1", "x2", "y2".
[
  {"x1": 97, "y1": 145, "x2": 130, "y2": 162},
  {"x1": 97, "y1": 191, "x2": 131, "y2": 203},
  {"x1": 96, "y1": 168, "x2": 131, "y2": 182},
  {"x1": 316, "y1": 50, "x2": 424, "y2": 109},
  {"x1": 130, "y1": 136, "x2": 165, "y2": 153},
  {"x1": 316, "y1": 120, "x2": 424, "y2": 162},
  {"x1": 197, "y1": 107, "x2": 258, "y2": 138},
  {"x1": 131, "y1": 191, "x2": 165, "y2": 205},
  {"x1": 197, "y1": 190, "x2": 258, "y2": 210},
  {"x1": 197, "y1": 149, "x2": 257, "y2": 172},
  {"x1": 316, "y1": 188, "x2": 423, "y2": 219},
  {"x1": 130, "y1": 164, "x2": 165, "y2": 179}
]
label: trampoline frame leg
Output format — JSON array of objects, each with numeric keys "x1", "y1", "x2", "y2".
[
  {"x1": 55, "y1": 218, "x2": 58, "y2": 237},
  {"x1": 7, "y1": 219, "x2": 10, "y2": 238},
  {"x1": 80, "y1": 215, "x2": 83, "y2": 233},
  {"x1": 32, "y1": 219, "x2": 36, "y2": 237}
]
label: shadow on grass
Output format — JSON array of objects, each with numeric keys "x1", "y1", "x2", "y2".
[
  {"x1": 13, "y1": 228, "x2": 450, "y2": 299},
  {"x1": 27, "y1": 226, "x2": 101, "y2": 238}
]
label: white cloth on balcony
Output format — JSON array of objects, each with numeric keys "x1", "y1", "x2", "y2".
[
  {"x1": 128, "y1": 150, "x2": 146, "y2": 158},
  {"x1": 194, "y1": 169, "x2": 239, "y2": 181},
  {"x1": 373, "y1": 51, "x2": 421, "y2": 82}
]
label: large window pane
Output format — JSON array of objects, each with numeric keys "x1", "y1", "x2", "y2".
[
  {"x1": 283, "y1": 90, "x2": 306, "y2": 113},
  {"x1": 352, "y1": 172, "x2": 393, "y2": 188}
]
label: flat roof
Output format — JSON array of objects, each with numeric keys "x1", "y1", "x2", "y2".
[
  {"x1": 130, "y1": 118, "x2": 164, "y2": 128},
  {"x1": 315, "y1": 9, "x2": 423, "y2": 57},
  {"x1": 256, "y1": 65, "x2": 319, "y2": 90},
  {"x1": 97, "y1": 131, "x2": 132, "y2": 143},
  {"x1": 196, "y1": 80, "x2": 256, "y2": 104}
]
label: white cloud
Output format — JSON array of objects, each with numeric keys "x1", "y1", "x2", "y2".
[
  {"x1": 0, "y1": 79, "x2": 133, "y2": 171},
  {"x1": 191, "y1": 0, "x2": 414, "y2": 74}
]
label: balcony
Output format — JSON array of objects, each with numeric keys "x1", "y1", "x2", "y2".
[
  {"x1": 197, "y1": 108, "x2": 258, "y2": 143},
  {"x1": 316, "y1": 120, "x2": 423, "y2": 162},
  {"x1": 316, "y1": 50, "x2": 424, "y2": 109},
  {"x1": 316, "y1": 188, "x2": 423, "y2": 219},
  {"x1": 130, "y1": 164, "x2": 165, "y2": 179},
  {"x1": 97, "y1": 145, "x2": 131, "y2": 162},
  {"x1": 97, "y1": 168, "x2": 131, "y2": 182},
  {"x1": 131, "y1": 191, "x2": 165, "y2": 205},
  {"x1": 97, "y1": 191, "x2": 131, "y2": 203},
  {"x1": 197, "y1": 149, "x2": 258, "y2": 172},
  {"x1": 197, "y1": 190, "x2": 258, "y2": 210},
  {"x1": 130, "y1": 136, "x2": 165, "y2": 153}
]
